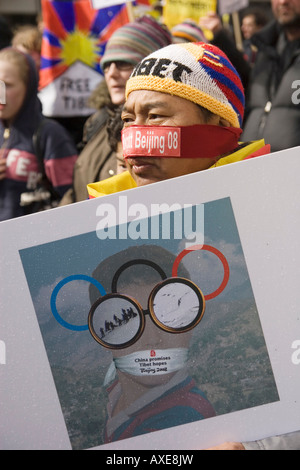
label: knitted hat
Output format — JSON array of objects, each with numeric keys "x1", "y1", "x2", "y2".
[
  {"x1": 125, "y1": 42, "x2": 245, "y2": 128},
  {"x1": 100, "y1": 16, "x2": 172, "y2": 70},
  {"x1": 171, "y1": 19, "x2": 207, "y2": 44}
]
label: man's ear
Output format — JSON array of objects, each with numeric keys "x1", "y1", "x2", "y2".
[
  {"x1": 208, "y1": 114, "x2": 232, "y2": 127},
  {"x1": 219, "y1": 117, "x2": 231, "y2": 127}
]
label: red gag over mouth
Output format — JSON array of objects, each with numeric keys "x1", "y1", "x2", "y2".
[{"x1": 122, "y1": 125, "x2": 242, "y2": 160}]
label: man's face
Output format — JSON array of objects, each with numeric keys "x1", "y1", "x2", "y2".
[
  {"x1": 272, "y1": 0, "x2": 300, "y2": 26},
  {"x1": 241, "y1": 15, "x2": 260, "y2": 39},
  {"x1": 122, "y1": 90, "x2": 221, "y2": 187}
]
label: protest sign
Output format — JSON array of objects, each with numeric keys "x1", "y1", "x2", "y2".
[
  {"x1": 1, "y1": 148, "x2": 300, "y2": 450},
  {"x1": 163, "y1": 0, "x2": 217, "y2": 30},
  {"x1": 91, "y1": 0, "x2": 132, "y2": 8},
  {"x1": 218, "y1": 0, "x2": 249, "y2": 15},
  {"x1": 39, "y1": 0, "x2": 130, "y2": 117}
]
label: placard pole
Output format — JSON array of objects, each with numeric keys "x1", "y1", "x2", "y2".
[{"x1": 232, "y1": 11, "x2": 243, "y2": 51}]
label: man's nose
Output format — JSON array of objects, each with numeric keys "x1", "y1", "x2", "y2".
[{"x1": 131, "y1": 115, "x2": 147, "y2": 126}]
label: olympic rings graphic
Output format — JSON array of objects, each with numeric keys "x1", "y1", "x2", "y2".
[
  {"x1": 50, "y1": 245, "x2": 229, "y2": 331},
  {"x1": 172, "y1": 244, "x2": 230, "y2": 300},
  {"x1": 50, "y1": 274, "x2": 106, "y2": 331}
]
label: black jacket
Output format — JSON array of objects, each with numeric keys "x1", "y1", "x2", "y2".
[{"x1": 241, "y1": 20, "x2": 300, "y2": 152}]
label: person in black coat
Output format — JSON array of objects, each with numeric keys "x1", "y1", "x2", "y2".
[{"x1": 241, "y1": 0, "x2": 300, "y2": 152}]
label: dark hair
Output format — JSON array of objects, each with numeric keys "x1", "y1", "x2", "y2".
[{"x1": 242, "y1": 7, "x2": 269, "y2": 27}]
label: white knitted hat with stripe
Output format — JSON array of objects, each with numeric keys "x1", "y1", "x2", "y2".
[{"x1": 125, "y1": 42, "x2": 245, "y2": 128}]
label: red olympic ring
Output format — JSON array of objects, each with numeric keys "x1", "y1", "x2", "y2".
[{"x1": 172, "y1": 244, "x2": 230, "y2": 300}]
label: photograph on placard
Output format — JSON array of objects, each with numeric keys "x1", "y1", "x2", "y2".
[{"x1": 19, "y1": 197, "x2": 279, "y2": 449}]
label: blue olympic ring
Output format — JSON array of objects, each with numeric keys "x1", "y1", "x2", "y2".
[{"x1": 50, "y1": 275, "x2": 106, "y2": 332}]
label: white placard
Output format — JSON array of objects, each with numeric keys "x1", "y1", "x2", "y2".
[
  {"x1": 218, "y1": 0, "x2": 249, "y2": 15},
  {"x1": 1, "y1": 147, "x2": 300, "y2": 451},
  {"x1": 91, "y1": 0, "x2": 132, "y2": 9},
  {"x1": 38, "y1": 62, "x2": 102, "y2": 117}
]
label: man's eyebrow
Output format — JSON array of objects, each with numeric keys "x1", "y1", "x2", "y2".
[{"x1": 122, "y1": 101, "x2": 169, "y2": 113}]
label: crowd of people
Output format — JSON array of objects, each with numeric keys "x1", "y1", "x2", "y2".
[
  {"x1": 1, "y1": 0, "x2": 300, "y2": 450},
  {"x1": 1, "y1": 1, "x2": 300, "y2": 220}
]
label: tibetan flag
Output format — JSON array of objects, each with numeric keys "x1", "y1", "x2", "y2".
[{"x1": 39, "y1": 0, "x2": 130, "y2": 117}]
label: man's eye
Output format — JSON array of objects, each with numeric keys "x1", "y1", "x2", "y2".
[
  {"x1": 121, "y1": 115, "x2": 134, "y2": 124},
  {"x1": 149, "y1": 113, "x2": 166, "y2": 121}
]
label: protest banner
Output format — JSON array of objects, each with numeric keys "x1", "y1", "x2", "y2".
[
  {"x1": 91, "y1": 0, "x2": 135, "y2": 20},
  {"x1": 218, "y1": 0, "x2": 249, "y2": 15},
  {"x1": 163, "y1": 0, "x2": 217, "y2": 30},
  {"x1": 39, "y1": 0, "x2": 130, "y2": 117},
  {"x1": 1, "y1": 148, "x2": 300, "y2": 450}
]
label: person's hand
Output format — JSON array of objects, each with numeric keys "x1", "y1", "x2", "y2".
[
  {"x1": 206, "y1": 442, "x2": 245, "y2": 450},
  {"x1": 199, "y1": 11, "x2": 223, "y2": 35},
  {"x1": 0, "y1": 158, "x2": 6, "y2": 180}
]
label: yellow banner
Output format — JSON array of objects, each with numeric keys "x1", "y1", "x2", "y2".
[{"x1": 163, "y1": 0, "x2": 217, "y2": 30}]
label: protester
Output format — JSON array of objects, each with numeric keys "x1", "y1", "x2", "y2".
[
  {"x1": 87, "y1": 41, "x2": 268, "y2": 199},
  {"x1": 12, "y1": 24, "x2": 43, "y2": 71},
  {"x1": 59, "y1": 15, "x2": 172, "y2": 205},
  {"x1": 241, "y1": 8, "x2": 269, "y2": 40},
  {"x1": 241, "y1": 0, "x2": 300, "y2": 152},
  {"x1": 86, "y1": 41, "x2": 300, "y2": 449},
  {"x1": 241, "y1": 7, "x2": 269, "y2": 63},
  {"x1": 0, "y1": 48, "x2": 78, "y2": 221}
]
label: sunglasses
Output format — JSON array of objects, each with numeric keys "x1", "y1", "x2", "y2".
[
  {"x1": 50, "y1": 244, "x2": 229, "y2": 337},
  {"x1": 103, "y1": 61, "x2": 134, "y2": 73},
  {"x1": 88, "y1": 259, "x2": 206, "y2": 350}
]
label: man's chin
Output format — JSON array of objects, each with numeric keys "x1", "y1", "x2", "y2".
[
  {"x1": 132, "y1": 174, "x2": 160, "y2": 187},
  {"x1": 128, "y1": 168, "x2": 163, "y2": 187},
  {"x1": 279, "y1": 13, "x2": 300, "y2": 28}
]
